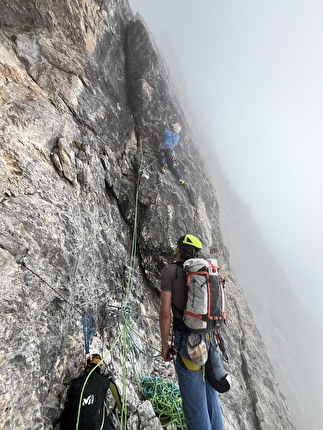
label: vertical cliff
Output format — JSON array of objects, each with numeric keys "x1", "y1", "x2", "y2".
[{"x1": 0, "y1": 1, "x2": 296, "y2": 429}]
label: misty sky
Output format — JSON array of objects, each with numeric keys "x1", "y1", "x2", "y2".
[{"x1": 129, "y1": 0, "x2": 323, "y2": 325}]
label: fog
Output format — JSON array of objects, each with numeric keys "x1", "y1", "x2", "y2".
[
  {"x1": 129, "y1": 0, "x2": 323, "y2": 325},
  {"x1": 129, "y1": 1, "x2": 323, "y2": 429}
]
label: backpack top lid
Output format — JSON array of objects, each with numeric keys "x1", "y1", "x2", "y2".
[
  {"x1": 177, "y1": 234, "x2": 203, "y2": 260},
  {"x1": 183, "y1": 258, "x2": 218, "y2": 273}
]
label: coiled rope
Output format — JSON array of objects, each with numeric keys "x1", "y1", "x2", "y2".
[{"x1": 141, "y1": 376, "x2": 187, "y2": 429}]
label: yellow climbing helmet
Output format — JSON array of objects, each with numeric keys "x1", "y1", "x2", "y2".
[
  {"x1": 182, "y1": 234, "x2": 202, "y2": 249},
  {"x1": 177, "y1": 234, "x2": 202, "y2": 259}
]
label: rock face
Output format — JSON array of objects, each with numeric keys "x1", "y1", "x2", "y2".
[{"x1": 0, "y1": 1, "x2": 296, "y2": 429}]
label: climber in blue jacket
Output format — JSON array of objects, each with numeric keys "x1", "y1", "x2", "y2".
[{"x1": 154, "y1": 122, "x2": 185, "y2": 185}]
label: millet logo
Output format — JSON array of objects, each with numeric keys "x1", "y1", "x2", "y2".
[{"x1": 83, "y1": 395, "x2": 95, "y2": 406}]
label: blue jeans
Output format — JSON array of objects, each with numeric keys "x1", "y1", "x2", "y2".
[{"x1": 174, "y1": 333, "x2": 224, "y2": 430}]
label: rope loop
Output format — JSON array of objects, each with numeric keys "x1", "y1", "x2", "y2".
[{"x1": 141, "y1": 376, "x2": 187, "y2": 429}]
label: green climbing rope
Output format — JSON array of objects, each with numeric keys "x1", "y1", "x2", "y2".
[
  {"x1": 141, "y1": 376, "x2": 187, "y2": 429},
  {"x1": 119, "y1": 136, "x2": 146, "y2": 428}
]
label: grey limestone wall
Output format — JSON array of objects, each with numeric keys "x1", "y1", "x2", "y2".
[{"x1": 0, "y1": 1, "x2": 295, "y2": 429}]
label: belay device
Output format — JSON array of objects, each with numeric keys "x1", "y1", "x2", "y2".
[{"x1": 183, "y1": 258, "x2": 226, "y2": 333}]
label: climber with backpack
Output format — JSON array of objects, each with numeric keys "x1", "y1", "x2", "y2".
[
  {"x1": 159, "y1": 234, "x2": 231, "y2": 430},
  {"x1": 59, "y1": 354, "x2": 123, "y2": 430},
  {"x1": 153, "y1": 122, "x2": 185, "y2": 185}
]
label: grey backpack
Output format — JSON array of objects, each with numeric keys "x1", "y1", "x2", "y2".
[{"x1": 182, "y1": 258, "x2": 226, "y2": 333}]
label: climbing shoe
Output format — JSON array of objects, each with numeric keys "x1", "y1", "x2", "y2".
[
  {"x1": 161, "y1": 165, "x2": 167, "y2": 174},
  {"x1": 178, "y1": 178, "x2": 185, "y2": 185}
]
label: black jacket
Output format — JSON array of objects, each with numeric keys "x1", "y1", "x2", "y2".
[{"x1": 60, "y1": 372, "x2": 114, "y2": 430}]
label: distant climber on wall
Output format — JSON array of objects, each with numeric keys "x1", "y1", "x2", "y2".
[
  {"x1": 153, "y1": 122, "x2": 185, "y2": 185},
  {"x1": 60, "y1": 354, "x2": 122, "y2": 430}
]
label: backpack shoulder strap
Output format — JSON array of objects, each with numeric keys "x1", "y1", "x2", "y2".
[
  {"x1": 171, "y1": 261, "x2": 185, "y2": 317},
  {"x1": 109, "y1": 376, "x2": 123, "y2": 413}
]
